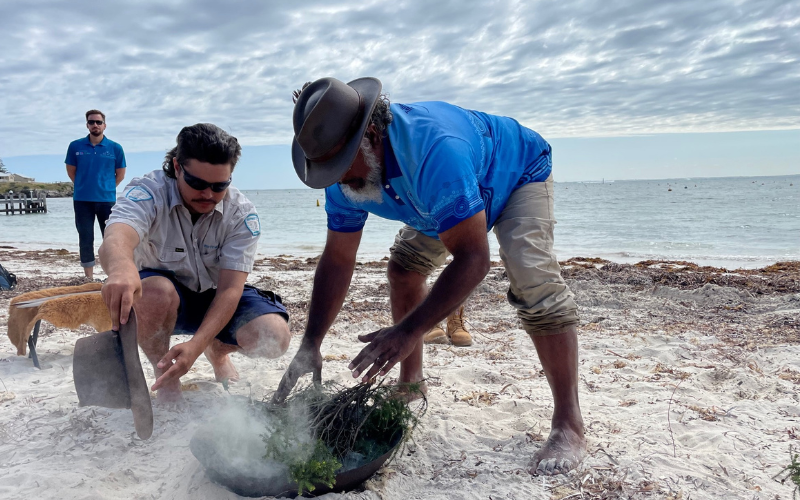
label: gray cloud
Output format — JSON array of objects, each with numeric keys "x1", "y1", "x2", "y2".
[{"x1": 0, "y1": 0, "x2": 798, "y2": 156}]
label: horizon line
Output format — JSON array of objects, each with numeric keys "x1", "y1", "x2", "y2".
[{"x1": 228, "y1": 172, "x2": 799, "y2": 190}]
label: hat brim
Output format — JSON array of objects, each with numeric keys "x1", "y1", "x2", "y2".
[
  {"x1": 73, "y1": 309, "x2": 153, "y2": 440},
  {"x1": 292, "y1": 77, "x2": 382, "y2": 189},
  {"x1": 119, "y1": 310, "x2": 153, "y2": 440}
]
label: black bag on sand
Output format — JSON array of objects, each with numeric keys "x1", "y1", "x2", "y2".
[{"x1": 0, "y1": 263, "x2": 16, "y2": 290}]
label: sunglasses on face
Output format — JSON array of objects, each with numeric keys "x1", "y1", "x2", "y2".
[
  {"x1": 180, "y1": 164, "x2": 232, "y2": 192},
  {"x1": 87, "y1": 120, "x2": 104, "y2": 126}
]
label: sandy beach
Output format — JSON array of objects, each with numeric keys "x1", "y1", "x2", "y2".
[{"x1": 1, "y1": 248, "x2": 799, "y2": 499}]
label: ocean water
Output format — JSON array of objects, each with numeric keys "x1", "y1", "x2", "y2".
[{"x1": 1, "y1": 175, "x2": 798, "y2": 269}]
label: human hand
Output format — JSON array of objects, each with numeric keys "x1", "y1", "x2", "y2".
[
  {"x1": 348, "y1": 326, "x2": 418, "y2": 383},
  {"x1": 152, "y1": 340, "x2": 203, "y2": 391},
  {"x1": 271, "y1": 341, "x2": 322, "y2": 404},
  {"x1": 101, "y1": 270, "x2": 142, "y2": 330}
]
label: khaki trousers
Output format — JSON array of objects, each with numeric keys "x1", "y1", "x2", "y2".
[{"x1": 389, "y1": 174, "x2": 579, "y2": 334}]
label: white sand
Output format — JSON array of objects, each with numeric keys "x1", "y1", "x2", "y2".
[{"x1": 1, "y1": 249, "x2": 799, "y2": 499}]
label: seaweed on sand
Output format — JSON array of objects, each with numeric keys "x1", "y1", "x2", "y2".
[
  {"x1": 773, "y1": 446, "x2": 800, "y2": 499},
  {"x1": 262, "y1": 380, "x2": 427, "y2": 494}
]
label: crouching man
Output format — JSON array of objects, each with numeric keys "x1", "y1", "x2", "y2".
[{"x1": 99, "y1": 123, "x2": 291, "y2": 402}]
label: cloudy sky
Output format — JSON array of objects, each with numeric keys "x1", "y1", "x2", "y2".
[{"x1": 1, "y1": 0, "x2": 798, "y2": 183}]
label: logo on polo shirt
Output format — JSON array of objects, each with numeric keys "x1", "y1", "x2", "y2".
[
  {"x1": 125, "y1": 186, "x2": 153, "y2": 202},
  {"x1": 245, "y1": 214, "x2": 261, "y2": 236}
]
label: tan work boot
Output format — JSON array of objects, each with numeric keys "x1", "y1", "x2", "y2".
[
  {"x1": 423, "y1": 324, "x2": 448, "y2": 344},
  {"x1": 447, "y1": 306, "x2": 472, "y2": 347}
]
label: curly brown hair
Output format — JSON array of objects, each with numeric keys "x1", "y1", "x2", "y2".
[{"x1": 162, "y1": 123, "x2": 241, "y2": 179}]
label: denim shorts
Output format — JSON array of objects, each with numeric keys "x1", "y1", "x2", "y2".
[{"x1": 139, "y1": 269, "x2": 289, "y2": 345}]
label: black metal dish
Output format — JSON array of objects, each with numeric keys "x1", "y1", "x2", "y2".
[{"x1": 190, "y1": 412, "x2": 403, "y2": 498}]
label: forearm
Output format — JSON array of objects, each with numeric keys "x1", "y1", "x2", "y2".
[
  {"x1": 99, "y1": 224, "x2": 143, "y2": 329},
  {"x1": 115, "y1": 168, "x2": 126, "y2": 186},
  {"x1": 189, "y1": 287, "x2": 241, "y2": 350},
  {"x1": 303, "y1": 250, "x2": 356, "y2": 349},
  {"x1": 398, "y1": 251, "x2": 489, "y2": 337},
  {"x1": 66, "y1": 165, "x2": 76, "y2": 183},
  {"x1": 99, "y1": 226, "x2": 138, "y2": 276}
]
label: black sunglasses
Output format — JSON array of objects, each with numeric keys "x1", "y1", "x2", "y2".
[
  {"x1": 180, "y1": 164, "x2": 232, "y2": 193},
  {"x1": 87, "y1": 120, "x2": 104, "y2": 125}
]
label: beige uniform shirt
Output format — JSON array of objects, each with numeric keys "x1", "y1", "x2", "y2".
[{"x1": 107, "y1": 170, "x2": 261, "y2": 292}]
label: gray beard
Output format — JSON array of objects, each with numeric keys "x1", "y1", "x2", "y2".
[{"x1": 341, "y1": 144, "x2": 384, "y2": 204}]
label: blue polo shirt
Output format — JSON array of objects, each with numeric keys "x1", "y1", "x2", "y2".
[
  {"x1": 324, "y1": 101, "x2": 552, "y2": 237},
  {"x1": 65, "y1": 135, "x2": 126, "y2": 202}
]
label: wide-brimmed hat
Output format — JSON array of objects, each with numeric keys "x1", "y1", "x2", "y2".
[
  {"x1": 73, "y1": 309, "x2": 153, "y2": 439},
  {"x1": 291, "y1": 77, "x2": 382, "y2": 189}
]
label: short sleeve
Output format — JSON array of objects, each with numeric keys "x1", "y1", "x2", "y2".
[
  {"x1": 106, "y1": 181, "x2": 157, "y2": 242},
  {"x1": 218, "y1": 212, "x2": 259, "y2": 273},
  {"x1": 324, "y1": 185, "x2": 369, "y2": 233},
  {"x1": 115, "y1": 144, "x2": 127, "y2": 170},
  {"x1": 417, "y1": 138, "x2": 484, "y2": 234},
  {"x1": 65, "y1": 142, "x2": 77, "y2": 166}
]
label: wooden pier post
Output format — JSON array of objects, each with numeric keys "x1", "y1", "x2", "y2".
[{"x1": 1, "y1": 190, "x2": 48, "y2": 215}]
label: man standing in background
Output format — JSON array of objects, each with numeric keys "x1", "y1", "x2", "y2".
[{"x1": 65, "y1": 109, "x2": 126, "y2": 280}]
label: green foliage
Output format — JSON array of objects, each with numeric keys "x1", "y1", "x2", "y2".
[
  {"x1": 2, "y1": 182, "x2": 73, "y2": 196},
  {"x1": 287, "y1": 440, "x2": 341, "y2": 494},
  {"x1": 354, "y1": 385, "x2": 422, "y2": 457},
  {"x1": 262, "y1": 403, "x2": 341, "y2": 495},
  {"x1": 0, "y1": 158, "x2": 7, "y2": 173},
  {"x1": 306, "y1": 381, "x2": 426, "y2": 463},
  {"x1": 263, "y1": 380, "x2": 427, "y2": 495},
  {"x1": 774, "y1": 446, "x2": 800, "y2": 499}
]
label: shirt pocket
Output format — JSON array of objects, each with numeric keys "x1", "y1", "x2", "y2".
[{"x1": 158, "y1": 249, "x2": 187, "y2": 265}]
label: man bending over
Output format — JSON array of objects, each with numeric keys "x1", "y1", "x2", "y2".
[{"x1": 274, "y1": 78, "x2": 585, "y2": 475}]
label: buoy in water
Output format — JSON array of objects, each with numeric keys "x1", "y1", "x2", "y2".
[{"x1": 316, "y1": 199, "x2": 320, "y2": 206}]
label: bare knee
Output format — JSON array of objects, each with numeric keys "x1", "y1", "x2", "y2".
[
  {"x1": 136, "y1": 277, "x2": 179, "y2": 338},
  {"x1": 235, "y1": 314, "x2": 291, "y2": 359},
  {"x1": 139, "y1": 277, "x2": 179, "y2": 311},
  {"x1": 387, "y1": 261, "x2": 427, "y2": 291}
]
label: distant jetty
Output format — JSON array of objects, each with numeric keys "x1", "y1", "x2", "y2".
[{"x1": 2, "y1": 190, "x2": 47, "y2": 214}]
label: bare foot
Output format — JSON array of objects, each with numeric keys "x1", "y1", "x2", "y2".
[
  {"x1": 393, "y1": 380, "x2": 428, "y2": 403},
  {"x1": 530, "y1": 425, "x2": 586, "y2": 476},
  {"x1": 204, "y1": 347, "x2": 240, "y2": 384},
  {"x1": 155, "y1": 380, "x2": 184, "y2": 404},
  {"x1": 213, "y1": 357, "x2": 239, "y2": 385}
]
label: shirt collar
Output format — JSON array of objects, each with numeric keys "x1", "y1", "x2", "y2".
[
  {"x1": 383, "y1": 134, "x2": 402, "y2": 180},
  {"x1": 166, "y1": 175, "x2": 226, "y2": 216},
  {"x1": 83, "y1": 135, "x2": 109, "y2": 147}
]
